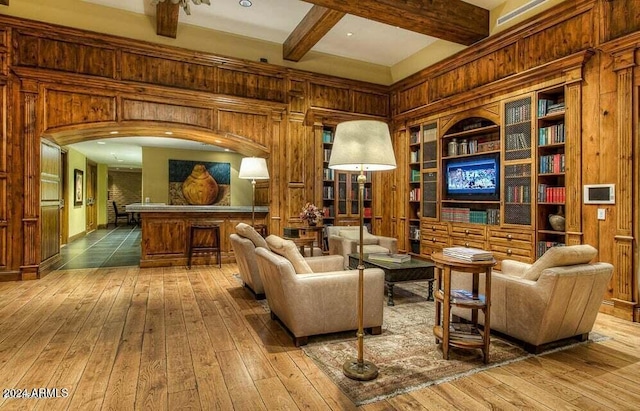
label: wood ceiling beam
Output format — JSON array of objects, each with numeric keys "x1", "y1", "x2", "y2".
[
  {"x1": 284, "y1": 5, "x2": 346, "y2": 62},
  {"x1": 301, "y1": 0, "x2": 489, "y2": 46},
  {"x1": 156, "y1": 1, "x2": 180, "y2": 39}
]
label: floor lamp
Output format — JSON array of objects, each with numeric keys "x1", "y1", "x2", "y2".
[
  {"x1": 239, "y1": 157, "x2": 270, "y2": 227},
  {"x1": 329, "y1": 120, "x2": 396, "y2": 381}
]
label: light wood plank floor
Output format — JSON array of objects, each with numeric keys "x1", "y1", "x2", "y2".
[{"x1": 0, "y1": 265, "x2": 638, "y2": 410}]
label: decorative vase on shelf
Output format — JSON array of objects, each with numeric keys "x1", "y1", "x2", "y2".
[{"x1": 548, "y1": 206, "x2": 565, "y2": 232}]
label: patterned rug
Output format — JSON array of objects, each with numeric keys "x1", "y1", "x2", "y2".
[{"x1": 298, "y1": 282, "x2": 603, "y2": 406}]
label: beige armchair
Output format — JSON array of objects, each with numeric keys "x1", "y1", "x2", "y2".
[
  {"x1": 327, "y1": 225, "x2": 398, "y2": 269},
  {"x1": 230, "y1": 223, "x2": 270, "y2": 299},
  {"x1": 452, "y1": 244, "x2": 613, "y2": 352},
  {"x1": 255, "y1": 239, "x2": 385, "y2": 346}
]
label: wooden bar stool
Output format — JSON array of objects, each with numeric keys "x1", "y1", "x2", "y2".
[{"x1": 187, "y1": 224, "x2": 221, "y2": 268}]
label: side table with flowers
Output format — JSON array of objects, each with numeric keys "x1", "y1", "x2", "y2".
[{"x1": 300, "y1": 202, "x2": 323, "y2": 226}]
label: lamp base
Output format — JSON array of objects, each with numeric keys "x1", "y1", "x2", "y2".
[{"x1": 343, "y1": 358, "x2": 378, "y2": 381}]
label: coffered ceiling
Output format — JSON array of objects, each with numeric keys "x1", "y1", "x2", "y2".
[{"x1": 85, "y1": 0, "x2": 506, "y2": 67}]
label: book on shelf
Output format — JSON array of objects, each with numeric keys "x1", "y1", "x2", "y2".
[
  {"x1": 443, "y1": 247, "x2": 494, "y2": 261},
  {"x1": 368, "y1": 253, "x2": 411, "y2": 263}
]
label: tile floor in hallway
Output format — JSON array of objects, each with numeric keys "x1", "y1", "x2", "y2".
[{"x1": 50, "y1": 225, "x2": 141, "y2": 270}]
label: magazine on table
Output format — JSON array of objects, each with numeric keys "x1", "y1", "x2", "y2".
[{"x1": 368, "y1": 253, "x2": 411, "y2": 263}]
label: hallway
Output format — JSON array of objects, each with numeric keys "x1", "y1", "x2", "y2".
[{"x1": 51, "y1": 225, "x2": 141, "y2": 270}]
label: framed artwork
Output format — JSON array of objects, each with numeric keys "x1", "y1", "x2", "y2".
[{"x1": 74, "y1": 169, "x2": 84, "y2": 206}]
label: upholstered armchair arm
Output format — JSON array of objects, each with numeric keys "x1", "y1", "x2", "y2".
[
  {"x1": 305, "y1": 255, "x2": 345, "y2": 273},
  {"x1": 499, "y1": 259, "x2": 532, "y2": 278},
  {"x1": 376, "y1": 236, "x2": 398, "y2": 253},
  {"x1": 329, "y1": 235, "x2": 357, "y2": 268}
]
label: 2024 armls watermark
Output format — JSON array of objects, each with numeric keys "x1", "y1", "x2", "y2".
[{"x1": 3, "y1": 388, "x2": 69, "y2": 399}]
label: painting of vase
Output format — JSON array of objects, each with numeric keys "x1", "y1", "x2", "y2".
[{"x1": 168, "y1": 160, "x2": 231, "y2": 205}]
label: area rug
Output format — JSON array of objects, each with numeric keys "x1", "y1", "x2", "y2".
[{"x1": 299, "y1": 282, "x2": 603, "y2": 406}]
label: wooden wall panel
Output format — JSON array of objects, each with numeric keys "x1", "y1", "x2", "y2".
[
  {"x1": 603, "y1": 0, "x2": 640, "y2": 42},
  {"x1": 396, "y1": 82, "x2": 428, "y2": 114},
  {"x1": 216, "y1": 67, "x2": 284, "y2": 102},
  {"x1": 144, "y1": 219, "x2": 187, "y2": 255},
  {"x1": 40, "y1": 206, "x2": 59, "y2": 262},
  {"x1": 120, "y1": 52, "x2": 215, "y2": 92},
  {"x1": 430, "y1": 45, "x2": 517, "y2": 101},
  {"x1": 44, "y1": 89, "x2": 116, "y2": 129},
  {"x1": 521, "y1": 13, "x2": 593, "y2": 71},
  {"x1": 286, "y1": 120, "x2": 307, "y2": 185},
  {"x1": 122, "y1": 99, "x2": 212, "y2": 128},
  {"x1": 40, "y1": 142, "x2": 60, "y2": 201},
  {"x1": 216, "y1": 110, "x2": 270, "y2": 148},
  {"x1": 288, "y1": 80, "x2": 306, "y2": 114},
  {"x1": 14, "y1": 33, "x2": 116, "y2": 78},
  {"x1": 0, "y1": 83, "x2": 5, "y2": 269},
  {"x1": 309, "y1": 83, "x2": 351, "y2": 111},
  {"x1": 352, "y1": 90, "x2": 389, "y2": 117}
]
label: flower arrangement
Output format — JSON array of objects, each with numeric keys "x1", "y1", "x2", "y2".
[{"x1": 299, "y1": 202, "x2": 323, "y2": 225}]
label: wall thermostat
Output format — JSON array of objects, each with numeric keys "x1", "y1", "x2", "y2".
[{"x1": 583, "y1": 184, "x2": 615, "y2": 204}]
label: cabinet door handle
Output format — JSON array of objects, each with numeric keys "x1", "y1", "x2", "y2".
[
  {"x1": 507, "y1": 234, "x2": 513, "y2": 240},
  {"x1": 465, "y1": 229, "x2": 469, "y2": 235},
  {"x1": 432, "y1": 225, "x2": 436, "y2": 231},
  {"x1": 465, "y1": 242, "x2": 469, "y2": 247},
  {"x1": 431, "y1": 237, "x2": 436, "y2": 242},
  {"x1": 507, "y1": 249, "x2": 512, "y2": 255}
]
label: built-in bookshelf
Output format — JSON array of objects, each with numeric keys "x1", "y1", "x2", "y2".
[
  {"x1": 503, "y1": 96, "x2": 533, "y2": 227},
  {"x1": 535, "y1": 86, "x2": 566, "y2": 257},
  {"x1": 321, "y1": 127, "x2": 335, "y2": 222},
  {"x1": 440, "y1": 117, "x2": 501, "y2": 226}
]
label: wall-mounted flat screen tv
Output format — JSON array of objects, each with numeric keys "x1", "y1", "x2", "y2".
[{"x1": 444, "y1": 154, "x2": 500, "y2": 201}]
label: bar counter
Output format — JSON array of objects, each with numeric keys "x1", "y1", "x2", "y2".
[{"x1": 126, "y1": 203, "x2": 268, "y2": 268}]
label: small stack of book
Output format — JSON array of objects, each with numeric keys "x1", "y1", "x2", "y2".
[
  {"x1": 443, "y1": 247, "x2": 493, "y2": 262},
  {"x1": 368, "y1": 253, "x2": 411, "y2": 263}
]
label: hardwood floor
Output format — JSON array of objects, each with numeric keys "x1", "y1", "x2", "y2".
[{"x1": 0, "y1": 264, "x2": 638, "y2": 410}]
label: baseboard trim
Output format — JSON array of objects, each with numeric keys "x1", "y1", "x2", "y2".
[
  {"x1": 68, "y1": 230, "x2": 86, "y2": 243},
  {"x1": 0, "y1": 271, "x2": 21, "y2": 282}
]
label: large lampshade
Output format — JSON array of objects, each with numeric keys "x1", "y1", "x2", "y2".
[
  {"x1": 328, "y1": 120, "x2": 396, "y2": 171},
  {"x1": 239, "y1": 157, "x2": 270, "y2": 180}
]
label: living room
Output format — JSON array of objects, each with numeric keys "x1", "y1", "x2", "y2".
[{"x1": 0, "y1": 0, "x2": 638, "y2": 409}]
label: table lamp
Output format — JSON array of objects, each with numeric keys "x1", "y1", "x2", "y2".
[
  {"x1": 239, "y1": 157, "x2": 270, "y2": 227},
  {"x1": 329, "y1": 119, "x2": 396, "y2": 381}
]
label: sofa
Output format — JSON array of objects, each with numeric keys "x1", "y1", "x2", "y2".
[
  {"x1": 452, "y1": 244, "x2": 613, "y2": 352},
  {"x1": 255, "y1": 235, "x2": 385, "y2": 346},
  {"x1": 327, "y1": 225, "x2": 398, "y2": 269}
]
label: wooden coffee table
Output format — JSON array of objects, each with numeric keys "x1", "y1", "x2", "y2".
[{"x1": 348, "y1": 254, "x2": 435, "y2": 306}]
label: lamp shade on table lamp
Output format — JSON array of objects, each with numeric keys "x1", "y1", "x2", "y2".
[{"x1": 239, "y1": 157, "x2": 269, "y2": 227}]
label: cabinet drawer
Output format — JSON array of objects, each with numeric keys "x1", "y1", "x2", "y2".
[
  {"x1": 489, "y1": 243, "x2": 533, "y2": 260},
  {"x1": 450, "y1": 224, "x2": 486, "y2": 239},
  {"x1": 421, "y1": 221, "x2": 448, "y2": 235},
  {"x1": 488, "y1": 228, "x2": 533, "y2": 243},
  {"x1": 421, "y1": 234, "x2": 449, "y2": 248},
  {"x1": 450, "y1": 237, "x2": 487, "y2": 250},
  {"x1": 421, "y1": 243, "x2": 445, "y2": 258}
]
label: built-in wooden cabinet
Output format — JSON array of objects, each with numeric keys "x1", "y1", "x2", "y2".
[{"x1": 404, "y1": 88, "x2": 575, "y2": 266}]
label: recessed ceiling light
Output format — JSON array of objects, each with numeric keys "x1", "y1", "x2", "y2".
[
  {"x1": 215, "y1": 139, "x2": 222, "y2": 143},
  {"x1": 165, "y1": 131, "x2": 173, "y2": 135},
  {"x1": 97, "y1": 141, "x2": 106, "y2": 145},
  {"x1": 239, "y1": 0, "x2": 252, "y2": 7},
  {"x1": 118, "y1": 159, "x2": 124, "y2": 162},
  {"x1": 347, "y1": 32, "x2": 353, "y2": 37},
  {"x1": 224, "y1": 148, "x2": 230, "y2": 152},
  {"x1": 109, "y1": 131, "x2": 119, "y2": 135}
]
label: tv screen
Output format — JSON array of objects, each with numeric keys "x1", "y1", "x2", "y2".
[{"x1": 444, "y1": 154, "x2": 500, "y2": 200}]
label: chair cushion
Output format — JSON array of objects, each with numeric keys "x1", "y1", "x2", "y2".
[
  {"x1": 339, "y1": 229, "x2": 378, "y2": 245},
  {"x1": 521, "y1": 244, "x2": 597, "y2": 281},
  {"x1": 235, "y1": 223, "x2": 268, "y2": 249},
  {"x1": 265, "y1": 235, "x2": 313, "y2": 274}
]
